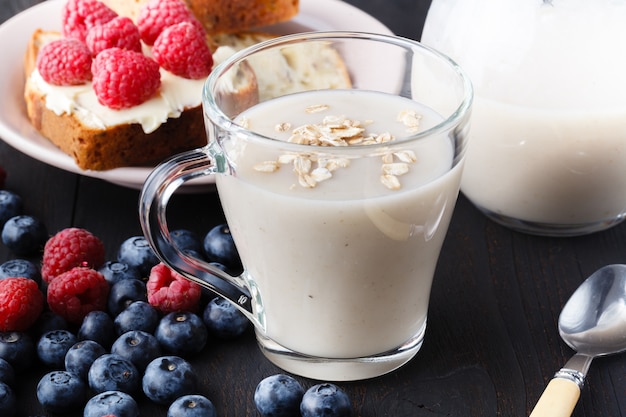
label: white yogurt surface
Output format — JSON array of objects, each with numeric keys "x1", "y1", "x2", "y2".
[{"x1": 215, "y1": 89, "x2": 463, "y2": 358}]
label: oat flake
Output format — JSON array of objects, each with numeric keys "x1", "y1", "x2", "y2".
[{"x1": 253, "y1": 105, "x2": 421, "y2": 190}]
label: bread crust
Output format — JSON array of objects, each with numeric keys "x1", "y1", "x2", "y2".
[
  {"x1": 25, "y1": 86, "x2": 205, "y2": 170},
  {"x1": 182, "y1": 0, "x2": 299, "y2": 34},
  {"x1": 101, "y1": 0, "x2": 299, "y2": 34}
]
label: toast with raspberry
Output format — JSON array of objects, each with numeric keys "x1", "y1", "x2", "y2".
[
  {"x1": 23, "y1": 0, "x2": 350, "y2": 171},
  {"x1": 24, "y1": 32, "x2": 212, "y2": 171},
  {"x1": 23, "y1": 29, "x2": 260, "y2": 170}
]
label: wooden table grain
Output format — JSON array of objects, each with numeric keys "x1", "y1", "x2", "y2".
[{"x1": 1, "y1": 1, "x2": 625, "y2": 416}]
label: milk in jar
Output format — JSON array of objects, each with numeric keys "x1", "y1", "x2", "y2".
[{"x1": 421, "y1": 0, "x2": 626, "y2": 235}]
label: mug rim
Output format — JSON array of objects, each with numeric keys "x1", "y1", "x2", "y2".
[{"x1": 202, "y1": 30, "x2": 473, "y2": 151}]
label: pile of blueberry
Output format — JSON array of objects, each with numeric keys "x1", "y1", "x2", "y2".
[
  {"x1": 0, "y1": 226, "x2": 249, "y2": 417},
  {"x1": 0, "y1": 183, "x2": 354, "y2": 416}
]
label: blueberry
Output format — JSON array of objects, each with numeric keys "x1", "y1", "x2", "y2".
[
  {"x1": 37, "y1": 329, "x2": 77, "y2": 368},
  {"x1": 202, "y1": 296, "x2": 249, "y2": 339},
  {"x1": 0, "y1": 259, "x2": 41, "y2": 285},
  {"x1": 77, "y1": 310, "x2": 116, "y2": 349},
  {"x1": 111, "y1": 330, "x2": 162, "y2": 372},
  {"x1": 0, "y1": 190, "x2": 22, "y2": 227},
  {"x1": 254, "y1": 374, "x2": 305, "y2": 417},
  {"x1": 0, "y1": 358, "x2": 15, "y2": 387},
  {"x1": 142, "y1": 356, "x2": 197, "y2": 405},
  {"x1": 64, "y1": 340, "x2": 106, "y2": 381},
  {"x1": 1, "y1": 215, "x2": 47, "y2": 255},
  {"x1": 108, "y1": 279, "x2": 148, "y2": 316},
  {"x1": 171, "y1": 229, "x2": 204, "y2": 254},
  {"x1": 155, "y1": 311, "x2": 208, "y2": 356},
  {"x1": 98, "y1": 261, "x2": 142, "y2": 285},
  {"x1": 0, "y1": 331, "x2": 35, "y2": 370},
  {"x1": 30, "y1": 310, "x2": 70, "y2": 339},
  {"x1": 117, "y1": 236, "x2": 159, "y2": 277},
  {"x1": 114, "y1": 301, "x2": 159, "y2": 335},
  {"x1": 203, "y1": 224, "x2": 242, "y2": 271},
  {"x1": 84, "y1": 390, "x2": 139, "y2": 417},
  {"x1": 0, "y1": 382, "x2": 16, "y2": 417},
  {"x1": 36, "y1": 370, "x2": 87, "y2": 414},
  {"x1": 300, "y1": 383, "x2": 353, "y2": 417},
  {"x1": 88, "y1": 353, "x2": 140, "y2": 395},
  {"x1": 168, "y1": 394, "x2": 217, "y2": 417}
]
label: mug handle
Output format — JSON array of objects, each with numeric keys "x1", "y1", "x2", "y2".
[{"x1": 139, "y1": 147, "x2": 256, "y2": 319}]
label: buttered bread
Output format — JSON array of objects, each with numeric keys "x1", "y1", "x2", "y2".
[
  {"x1": 24, "y1": 0, "x2": 350, "y2": 171},
  {"x1": 24, "y1": 28, "x2": 259, "y2": 170}
]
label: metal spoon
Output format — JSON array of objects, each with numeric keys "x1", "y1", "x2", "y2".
[{"x1": 529, "y1": 264, "x2": 626, "y2": 417}]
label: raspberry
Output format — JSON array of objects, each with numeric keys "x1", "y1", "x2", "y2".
[
  {"x1": 41, "y1": 228, "x2": 106, "y2": 283},
  {"x1": 92, "y1": 48, "x2": 161, "y2": 109},
  {"x1": 0, "y1": 278, "x2": 44, "y2": 332},
  {"x1": 86, "y1": 16, "x2": 142, "y2": 56},
  {"x1": 36, "y1": 38, "x2": 93, "y2": 86},
  {"x1": 62, "y1": 0, "x2": 118, "y2": 42},
  {"x1": 146, "y1": 263, "x2": 201, "y2": 313},
  {"x1": 47, "y1": 267, "x2": 110, "y2": 324},
  {"x1": 137, "y1": 0, "x2": 205, "y2": 45},
  {"x1": 153, "y1": 21, "x2": 214, "y2": 79}
]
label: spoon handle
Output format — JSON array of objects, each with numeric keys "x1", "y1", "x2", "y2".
[{"x1": 528, "y1": 377, "x2": 580, "y2": 417}]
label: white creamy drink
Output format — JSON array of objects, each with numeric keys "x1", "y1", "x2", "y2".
[
  {"x1": 422, "y1": 0, "x2": 626, "y2": 232},
  {"x1": 215, "y1": 89, "x2": 463, "y2": 359}
]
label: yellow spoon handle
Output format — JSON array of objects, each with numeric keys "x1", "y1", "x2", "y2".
[{"x1": 529, "y1": 377, "x2": 581, "y2": 417}]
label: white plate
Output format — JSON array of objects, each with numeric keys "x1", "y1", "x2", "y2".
[{"x1": 0, "y1": 0, "x2": 392, "y2": 190}]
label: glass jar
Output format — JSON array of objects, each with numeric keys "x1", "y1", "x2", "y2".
[{"x1": 421, "y1": 0, "x2": 626, "y2": 236}]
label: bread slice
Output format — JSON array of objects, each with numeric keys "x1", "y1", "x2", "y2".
[
  {"x1": 183, "y1": 0, "x2": 299, "y2": 34},
  {"x1": 25, "y1": 90, "x2": 206, "y2": 171},
  {"x1": 101, "y1": 0, "x2": 299, "y2": 34},
  {"x1": 24, "y1": 29, "x2": 263, "y2": 171},
  {"x1": 24, "y1": 31, "x2": 351, "y2": 171},
  {"x1": 212, "y1": 32, "x2": 352, "y2": 102},
  {"x1": 25, "y1": 31, "x2": 209, "y2": 170}
]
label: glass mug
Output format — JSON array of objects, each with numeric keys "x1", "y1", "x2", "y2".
[
  {"x1": 422, "y1": 0, "x2": 626, "y2": 236},
  {"x1": 139, "y1": 32, "x2": 473, "y2": 381}
]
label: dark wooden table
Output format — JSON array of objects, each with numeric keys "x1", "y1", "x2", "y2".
[{"x1": 2, "y1": 0, "x2": 625, "y2": 416}]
